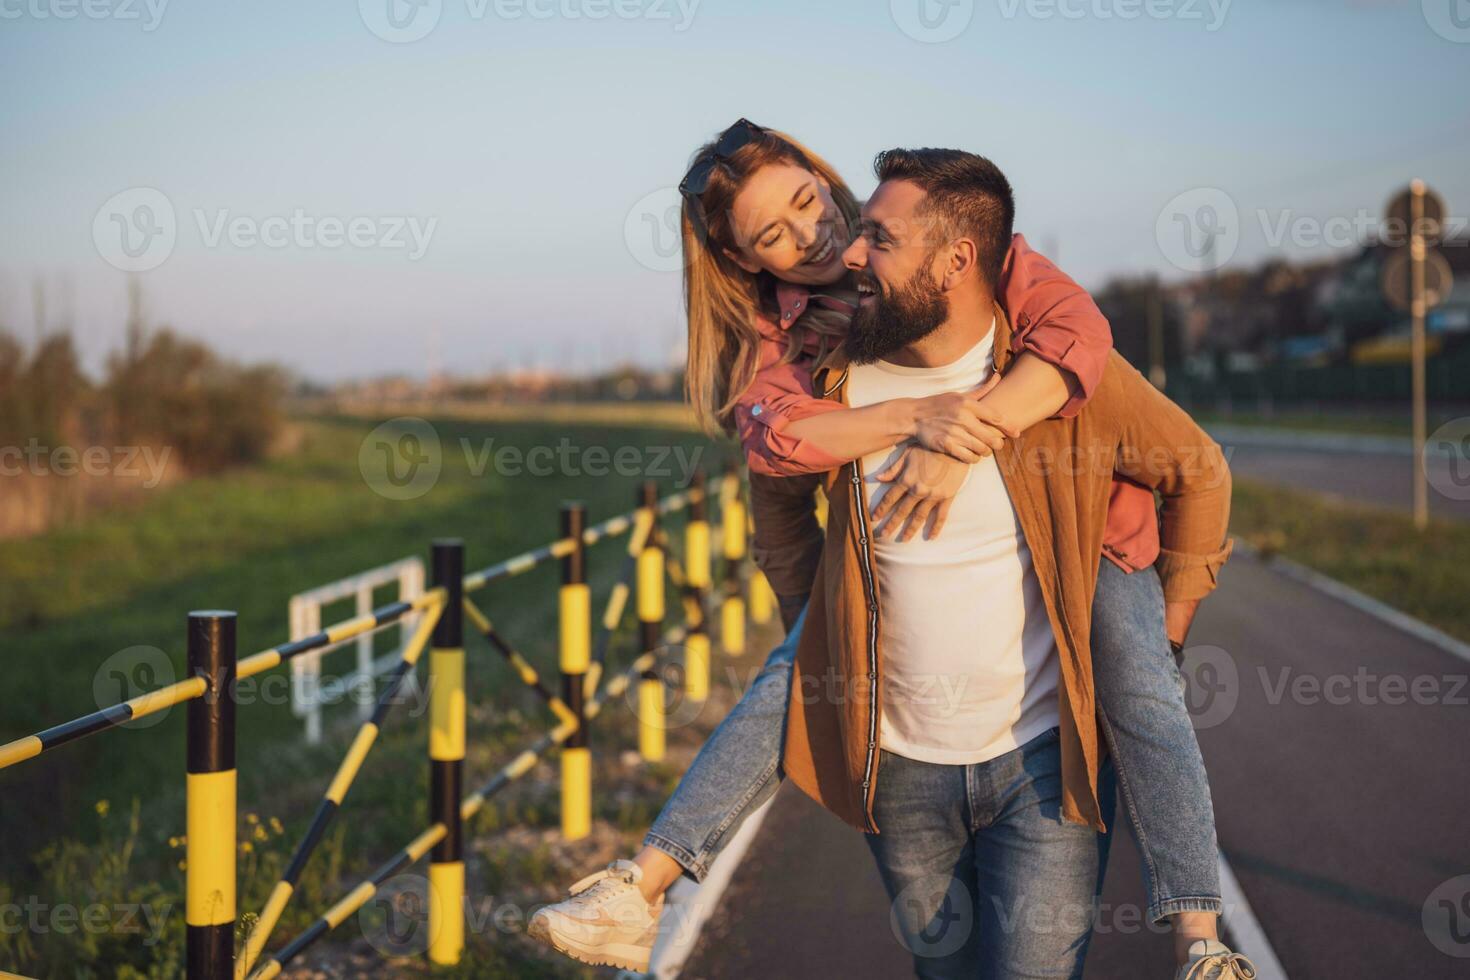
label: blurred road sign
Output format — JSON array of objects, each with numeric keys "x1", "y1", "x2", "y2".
[
  {"x1": 1382, "y1": 249, "x2": 1454, "y2": 312},
  {"x1": 1387, "y1": 184, "x2": 1446, "y2": 247}
]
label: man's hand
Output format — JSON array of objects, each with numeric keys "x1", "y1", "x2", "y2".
[
  {"x1": 869, "y1": 445, "x2": 969, "y2": 541},
  {"x1": 912, "y1": 392, "x2": 1010, "y2": 463},
  {"x1": 1164, "y1": 598, "x2": 1201, "y2": 648}
]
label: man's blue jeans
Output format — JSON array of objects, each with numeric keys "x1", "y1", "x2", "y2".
[
  {"x1": 865, "y1": 732, "x2": 1116, "y2": 979},
  {"x1": 645, "y1": 559, "x2": 1222, "y2": 923}
]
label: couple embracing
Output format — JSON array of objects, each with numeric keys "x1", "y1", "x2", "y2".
[{"x1": 530, "y1": 120, "x2": 1257, "y2": 980}]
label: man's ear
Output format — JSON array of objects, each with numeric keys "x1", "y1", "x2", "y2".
[
  {"x1": 939, "y1": 238, "x2": 979, "y2": 290},
  {"x1": 722, "y1": 246, "x2": 762, "y2": 276}
]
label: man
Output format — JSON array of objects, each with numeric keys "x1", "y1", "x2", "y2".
[{"x1": 760, "y1": 148, "x2": 1244, "y2": 978}]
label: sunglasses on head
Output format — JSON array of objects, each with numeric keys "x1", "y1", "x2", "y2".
[{"x1": 679, "y1": 118, "x2": 768, "y2": 239}]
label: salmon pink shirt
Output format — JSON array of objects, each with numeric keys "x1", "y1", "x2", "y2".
[{"x1": 732, "y1": 233, "x2": 1159, "y2": 575}]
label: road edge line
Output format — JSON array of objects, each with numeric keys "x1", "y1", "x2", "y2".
[
  {"x1": 645, "y1": 793, "x2": 777, "y2": 978},
  {"x1": 1218, "y1": 849, "x2": 1291, "y2": 979}
]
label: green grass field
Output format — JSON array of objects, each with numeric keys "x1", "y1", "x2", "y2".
[
  {"x1": 0, "y1": 413, "x2": 739, "y2": 977},
  {"x1": 1193, "y1": 408, "x2": 1465, "y2": 439},
  {"x1": 1230, "y1": 477, "x2": 1470, "y2": 643}
]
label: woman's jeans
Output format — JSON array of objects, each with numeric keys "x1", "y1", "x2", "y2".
[{"x1": 644, "y1": 559, "x2": 1223, "y2": 923}]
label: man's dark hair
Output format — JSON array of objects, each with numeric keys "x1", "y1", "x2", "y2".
[{"x1": 872, "y1": 148, "x2": 1014, "y2": 287}]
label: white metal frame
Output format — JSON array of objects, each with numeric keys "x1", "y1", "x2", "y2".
[{"x1": 288, "y1": 557, "x2": 425, "y2": 744}]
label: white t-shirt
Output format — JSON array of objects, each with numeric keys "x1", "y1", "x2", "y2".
[{"x1": 847, "y1": 322, "x2": 1060, "y2": 765}]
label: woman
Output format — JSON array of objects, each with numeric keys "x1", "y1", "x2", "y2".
[{"x1": 530, "y1": 121, "x2": 1250, "y2": 979}]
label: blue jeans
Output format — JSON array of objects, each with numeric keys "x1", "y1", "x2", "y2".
[
  {"x1": 1090, "y1": 558, "x2": 1222, "y2": 921},
  {"x1": 645, "y1": 559, "x2": 1222, "y2": 923},
  {"x1": 865, "y1": 732, "x2": 1115, "y2": 979}
]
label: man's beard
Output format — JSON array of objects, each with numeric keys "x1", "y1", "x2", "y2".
[{"x1": 847, "y1": 269, "x2": 949, "y2": 364}]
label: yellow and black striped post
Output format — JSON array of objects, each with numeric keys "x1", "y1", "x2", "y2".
[
  {"x1": 186, "y1": 610, "x2": 236, "y2": 980},
  {"x1": 559, "y1": 501, "x2": 592, "y2": 840},
  {"x1": 636, "y1": 482, "x2": 666, "y2": 761},
  {"x1": 428, "y1": 540, "x2": 465, "y2": 966},
  {"x1": 720, "y1": 463, "x2": 747, "y2": 656},
  {"x1": 684, "y1": 472, "x2": 711, "y2": 703}
]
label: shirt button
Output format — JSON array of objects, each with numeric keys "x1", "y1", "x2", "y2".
[
  {"x1": 867, "y1": 602, "x2": 877, "y2": 612},
  {"x1": 868, "y1": 672, "x2": 876, "y2": 681},
  {"x1": 867, "y1": 740, "x2": 876, "y2": 748},
  {"x1": 858, "y1": 536, "x2": 867, "y2": 545}
]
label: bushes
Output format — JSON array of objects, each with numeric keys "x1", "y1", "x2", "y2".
[
  {"x1": 103, "y1": 328, "x2": 287, "y2": 475},
  {"x1": 0, "y1": 322, "x2": 287, "y2": 537}
]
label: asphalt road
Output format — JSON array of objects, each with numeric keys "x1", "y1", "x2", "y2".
[
  {"x1": 1221, "y1": 444, "x2": 1470, "y2": 522},
  {"x1": 679, "y1": 552, "x2": 1470, "y2": 979}
]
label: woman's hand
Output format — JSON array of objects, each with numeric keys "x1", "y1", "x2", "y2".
[
  {"x1": 910, "y1": 376, "x2": 1015, "y2": 463},
  {"x1": 869, "y1": 446, "x2": 970, "y2": 541}
]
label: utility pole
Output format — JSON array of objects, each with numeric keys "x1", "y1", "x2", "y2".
[{"x1": 1148, "y1": 281, "x2": 1167, "y2": 390}]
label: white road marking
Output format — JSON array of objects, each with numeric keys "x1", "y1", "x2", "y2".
[
  {"x1": 643, "y1": 794, "x2": 777, "y2": 978},
  {"x1": 1219, "y1": 849, "x2": 1291, "y2": 980}
]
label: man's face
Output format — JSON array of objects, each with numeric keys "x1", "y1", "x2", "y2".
[{"x1": 841, "y1": 179, "x2": 950, "y2": 364}]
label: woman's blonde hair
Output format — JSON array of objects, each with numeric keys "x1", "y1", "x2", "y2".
[{"x1": 681, "y1": 125, "x2": 860, "y2": 434}]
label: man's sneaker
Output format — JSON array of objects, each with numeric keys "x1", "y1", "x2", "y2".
[
  {"x1": 1176, "y1": 939, "x2": 1258, "y2": 979},
  {"x1": 528, "y1": 859, "x2": 664, "y2": 971}
]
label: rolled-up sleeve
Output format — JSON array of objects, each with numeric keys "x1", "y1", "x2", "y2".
[
  {"x1": 1155, "y1": 538, "x2": 1235, "y2": 603},
  {"x1": 736, "y1": 360, "x2": 849, "y2": 477},
  {"x1": 1000, "y1": 234, "x2": 1112, "y2": 419}
]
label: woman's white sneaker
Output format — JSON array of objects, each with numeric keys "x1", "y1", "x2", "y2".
[
  {"x1": 528, "y1": 859, "x2": 664, "y2": 972},
  {"x1": 1176, "y1": 939, "x2": 1258, "y2": 979}
]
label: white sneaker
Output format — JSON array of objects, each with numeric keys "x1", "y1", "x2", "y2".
[
  {"x1": 1176, "y1": 939, "x2": 1258, "y2": 979},
  {"x1": 528, "y1": 859, "x2": 664, "y2": 971}
]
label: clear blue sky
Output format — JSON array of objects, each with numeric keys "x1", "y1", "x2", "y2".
[{"x1": 2, "y1": 0, "x2": 1467, "y2": 381}]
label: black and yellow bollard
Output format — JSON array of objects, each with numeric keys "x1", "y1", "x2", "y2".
[
  {"x1": 186, "y1": 610, "x2": 236, "y2": 980},
  {"x1": 684, "y1": 472, "x2": 711, "y2": 703},
  {"x1": 637, "y1": 482, "x2": 666, "y2": 761},
  {"x1": 559, "y1": 502, "x2": 592, "y2": 840},
  {"x1": 720, "y1": 464, "x2": 747, "y2": 656},
  {"x1": 428, "y1": 540, "x2": 465, "y2": 966}
]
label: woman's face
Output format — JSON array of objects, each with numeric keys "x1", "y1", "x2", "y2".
[{"x1": 722, "y1": 163, "x2": 850, "y2": 286}]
